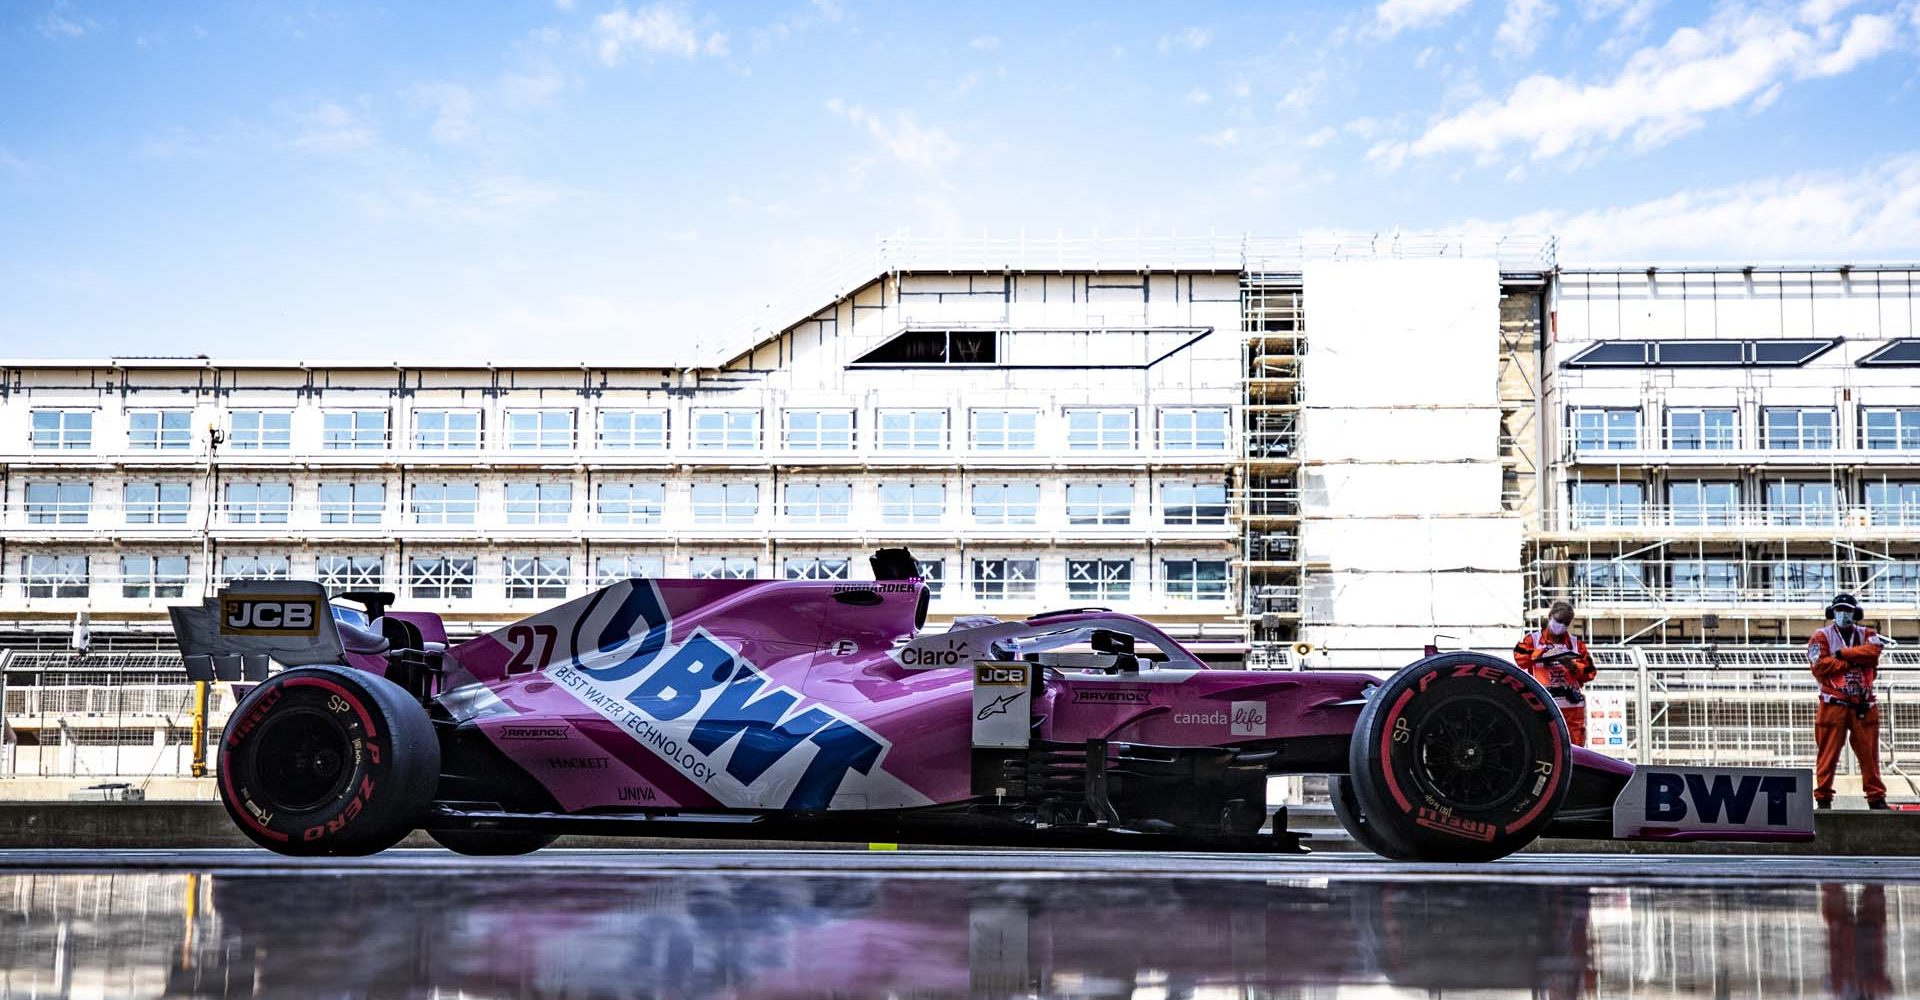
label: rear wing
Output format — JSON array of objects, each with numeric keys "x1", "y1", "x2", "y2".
[{"x1": 169, "y1": 581, "x2": 344, "y2": 681}]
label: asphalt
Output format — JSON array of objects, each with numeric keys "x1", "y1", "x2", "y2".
[{"x1": 1, "y1": 849, "x2": 1917, "y2": 998}]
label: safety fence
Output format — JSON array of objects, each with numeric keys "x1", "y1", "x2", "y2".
[
  {"x1": 3, "y1": 643, "x2": 1917, "y2": 785},
  {"x1": 0, "y1": 650, "x2": 232, "y2": 780}
]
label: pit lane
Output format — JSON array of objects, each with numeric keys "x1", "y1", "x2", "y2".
[{"x1": 3, "y1": 849, "x2": 1915, "y2": 997}]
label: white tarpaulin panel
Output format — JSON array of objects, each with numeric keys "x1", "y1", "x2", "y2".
[{"x1": 1299, "y1": 259, "x2": 1522, "y2": 665}]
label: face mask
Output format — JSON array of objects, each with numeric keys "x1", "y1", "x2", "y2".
[
  {"x1": 1547, "y1": 619, "x2": 1569, "y2": 636},
  {"x1": 1834, "y1": 611, "x2": 1856, "y2": 628}
]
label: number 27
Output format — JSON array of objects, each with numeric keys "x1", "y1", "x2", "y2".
[{"x1": 505, "y1": 624, "x2": 559, "y2": 675}]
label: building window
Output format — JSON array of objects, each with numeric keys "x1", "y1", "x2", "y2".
[
  {"x1": 1763, "y1": 560, "x2": 1836, "y2": 602},
  {"x1": 505, "y1": 409, "x2": 575, "y2": 450},
  {"x1": 783, "y1": 410, "x2": 855, "y2": 450},
  {"x1": 1163, "y1": 559, "x2": 1229, "y2": 600},
  {"x1": 1068, "y1": 558, "x2": 1132, "y2": 601},
  {"x1": 318, "y1": 483, "x2": 385, "y2": 525},
  {"x1": 1158, "y1": 408, "x2": 1230, "y2": 451},
  {"x1": 1668, "y1": 481, "x2": 1739, "y2": 526},
  {"x1": 413, "y1": 483, "x2": 479, "y2": 525},
  {"x1": 853, "y1": 329, "x2": 997, "y2": 365},
  {"x1": 875, "y1": 409, "x2": 947, "y2": 450},
  {"x1": 879, "y1": 483, "x2": 945, "y2": 525},
  {"x1": 973, "y1": 558, "x2": 1037, "y2": 601},
  {"x1": 125, "y1": 483, "x2": 190, "y2": 524},
  {"x1": 1569, "y1": 408, "x2": 1639, "y2": 451},
  {"x1": 1665, "y1": 408, "x2": 1738, "y2": 450},
  {"x1": 1569, "y1": 482, "x2": 1645, "y2": 528},
  {"x1": 505, "y1": 483, "x2": 573, "y2": 525},
  {"x1": 597, "y1": 409, "x2": 668, "y2": 450},
  {"x1": 1161, "y1": 482, "x2": 1229, "y2": 526},
  {"x1": 128, "y1": 409, "x2": 193, "y2": 450},
  {"x1": 1765, "y1": 481, "x2": 1837, "y2": 526},
  {"x1": 317, "y1": 555, "x2": 384, "y2": 592},
  {"x1": 1067, "y1": 408, "x2": 1135, "y2": 450},
  {"x1": 1763, "y1": 408, "x2": 1835, "y2": 450},
  {"x1": 972, "y1": 483, "x2": 1040, "y2": 525},
  {"x1": 595, "y1": 554, "x2": 666, "y2": 584},
  {"x1": 597, "y1": 483, "x2": 666, "y2": 525},
  {"x1": 690, "y1": 555, "x2": 756, "y2": 579},
  {"x1": 1865, "y1": 482, "x2": 1920, "y2": 527},
  {"x1": 412, "y1": 409, "x2": 482, "y2": 450},
  {"x1": 916, "y1": 558, "x2": 945, "y2": 597},
  {"x1": 1572, "y1": 559, "x2": 1648, "y2": 601},
  {"x1": 970, "y1": 409, "x2": 1038, "y2": 451},
  {"x1": 505, "y1": 556, "x2": 571, "y2": 599},
  {"x1": 409, "y1": 556, "x2": 475, "y2": 600},
  {"x1": 1863, "y1": 408, "x2": 1920, "y2": 450},
  {"x1": 785, "y1": 483, "x2": 852, "y2": 525},
  {"x1": 220, "y1": 555, "x2": 290, "y2": 583},
  {"x1": 121, "y1": 554, "x2": 189, "y2": 599},
  {"x1": 23, "y1": 554, "x2": 88, "y2": 598},
  {"x1": 690, "y1": 409, "x2": 761, "y2": 450},
  {"x1": 1864, "y1": 562, "x2": 1920, "y2": 603},
  {"x1": 690, "y1": 483, "x2": 758, "y2": 524},
  {"x1": 1669, "y1": 560, "x2": 1740, "y2": 600},
  {"x1": 30, "y1": 409, "x2": 92, "y2": 450},
  {"x1": 225, "y1": 483, "x2": 292, "y2": 525},
  {"x1": 229, "y1": 410, "x2": 292, "y2": 450},
  {"x1": 24, "y1": 482, "x2": 90, "y2": 524},
  {"x1": 323, "y1": 409, "x2": 389, "y2": 450},
  {"x1": 784, "y1": 557, "x2": 851, "y2": 580},
  {"x1": 1066, "y1": 483, "x2": 1133, "y2": 526}
]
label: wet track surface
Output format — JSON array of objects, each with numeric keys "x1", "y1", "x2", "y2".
[{"x1": 2, "y1": 850, "x2": 1918, "y2": 998}]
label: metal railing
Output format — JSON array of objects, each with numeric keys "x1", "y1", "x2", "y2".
[{"x1": 1549, "y1": 503, "x2": 1920, "y2": 531}]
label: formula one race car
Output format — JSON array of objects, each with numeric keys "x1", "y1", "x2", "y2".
[{"x1": 175, "y1": 549, "x2": 1815, "y2": 861}]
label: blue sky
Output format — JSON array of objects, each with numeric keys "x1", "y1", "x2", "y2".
[{"x1": 2, "y1": 0, "x2": 1917, "y2": 360}]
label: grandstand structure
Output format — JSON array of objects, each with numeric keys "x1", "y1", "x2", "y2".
[{"x1": 1, "y1": 235, "x2": 1918, "y2": 781}]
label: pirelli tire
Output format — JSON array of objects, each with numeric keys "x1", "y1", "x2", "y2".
[
  {"x1": 427, "y1": 829, "x2": 559, "y2": 856},
  {"x1": 1347, "y1": 652, "x2": 1573, "y2": 863},
  {"x1": 218, "y1": 665, "x2": 440, "y2": 857},
  {"x1": 1329, "y1": 774, "x2": 1414, "y2": 860}
]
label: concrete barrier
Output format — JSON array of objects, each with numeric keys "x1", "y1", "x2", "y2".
[{"x1": 0, "y1": 801, "x2": 1915, "y2": 854}]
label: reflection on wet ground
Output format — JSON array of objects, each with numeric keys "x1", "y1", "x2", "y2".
[{"x1": 0, "y1": 853, "x2": 1913, "y2": 998}]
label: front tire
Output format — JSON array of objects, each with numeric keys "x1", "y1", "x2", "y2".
[
  {"x1": 218, "y1": 665, "x2": 439, "y2": 856},
  {"x1": 1347, "y1": 652, "x2": 1572, "y2": 862}
]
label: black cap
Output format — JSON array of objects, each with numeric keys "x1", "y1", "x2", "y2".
[{"x1": 1826, "y1": 592, "x2": 1863, "y2": 618}]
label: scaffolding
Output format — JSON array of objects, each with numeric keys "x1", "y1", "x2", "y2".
[{"x1": 1238, "y1": 275, "x2": 1305, "y2": 665}]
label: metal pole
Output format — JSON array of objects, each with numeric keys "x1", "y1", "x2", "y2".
[
  {"x1": 1633, "y1": 647, "x2": 1652, "y2": 765},
  {"x1": 189, "y1": 680, "x2": 209, "y2": 778}
]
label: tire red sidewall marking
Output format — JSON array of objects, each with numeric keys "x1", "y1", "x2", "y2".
[
  {"x1": 219, "y1": 762, "x2": 288, "y2": 842},
  {"x1": 281, "y1": 676, "x2": 378, "y2": 739},
  {"x1": 1378, "y1": 686, "x2": 1418, "y2": 812},
  {"x1": 1504, "y1": 715, "x2": 1566, "y2": 835}
]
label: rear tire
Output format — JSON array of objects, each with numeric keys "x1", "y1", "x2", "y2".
[
  {"x1": 218, "y1": 665, "x2": 439, "y2": 856},
  {"x1": 427, "y1": 829, "x2": 558, "y2": 856},
  {"x1": 1347, "y1": 652, "x2": 1572, "y2": 862}
]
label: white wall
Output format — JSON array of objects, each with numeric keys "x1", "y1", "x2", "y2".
[{"x1": 1300, "y1": 258, "x2": 1522, "y2": 661}]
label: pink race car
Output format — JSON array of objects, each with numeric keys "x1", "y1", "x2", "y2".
[{"x1": 176, "y1": 549, "x2": 1814, "y2": 861}]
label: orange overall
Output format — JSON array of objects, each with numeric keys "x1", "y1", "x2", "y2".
[
  {"x1": 1515, "y1": 628, "x2": 1597, "y2": 746},
  {"x1": 1808, "y1": 623, "x2": 1885, "y2": 805}
]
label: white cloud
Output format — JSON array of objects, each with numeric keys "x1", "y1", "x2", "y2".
[
  {"x1": 594, "y1": 3, "x2": 728, "y2": 65},
  {"x1": 287, "y1": 101, "x2": 377, "y2": 153},
  {"x1": 1472, "y1": 153, "x2": 1920, "y2": 259},
  {"x1": 1158, "y1": 26, "x2": 1214, "y2": 53},
  {"x1": 0, "y1": 145, "x2": 31, "y2": 174},
  {"x1": 407, "y1": 83, "x2": 477, "y2": 145},
  {"x1": 1372, "y1": 4, "x2": 1901, "y2": 168},
  {"x1": 824, "y1": 99, "x2": 959, "y2": 169},
  {"x1": 970, "y1": 34, "x2": 1000, "y2": 50},
  {"x1": 1496, "y1": 0, "x2": 1555, "y2": 55},
  {"x1": 1186, "y1": 87, "x2": 1212, "y2": 105},
  {"x1": 1199, "y1": 127, "x2": 1240, "y2": 147},
  {"x1": 38, "y1": 0, "x2": 94, "y2": 38},
  {"x1": 1375, "y1": 0, "x2": 1473, "y2": 36},
  {"x1": 1303, "y1": 126, "x2": 1339, "y2": 148}
]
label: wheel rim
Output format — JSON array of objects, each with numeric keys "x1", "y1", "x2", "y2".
[
  {"x1": 1411, "y1": 695, "x2": 1530, "y2": 812},
  {"x1": 251, "y1": 707, "x2": 355, "y2": 813}
]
